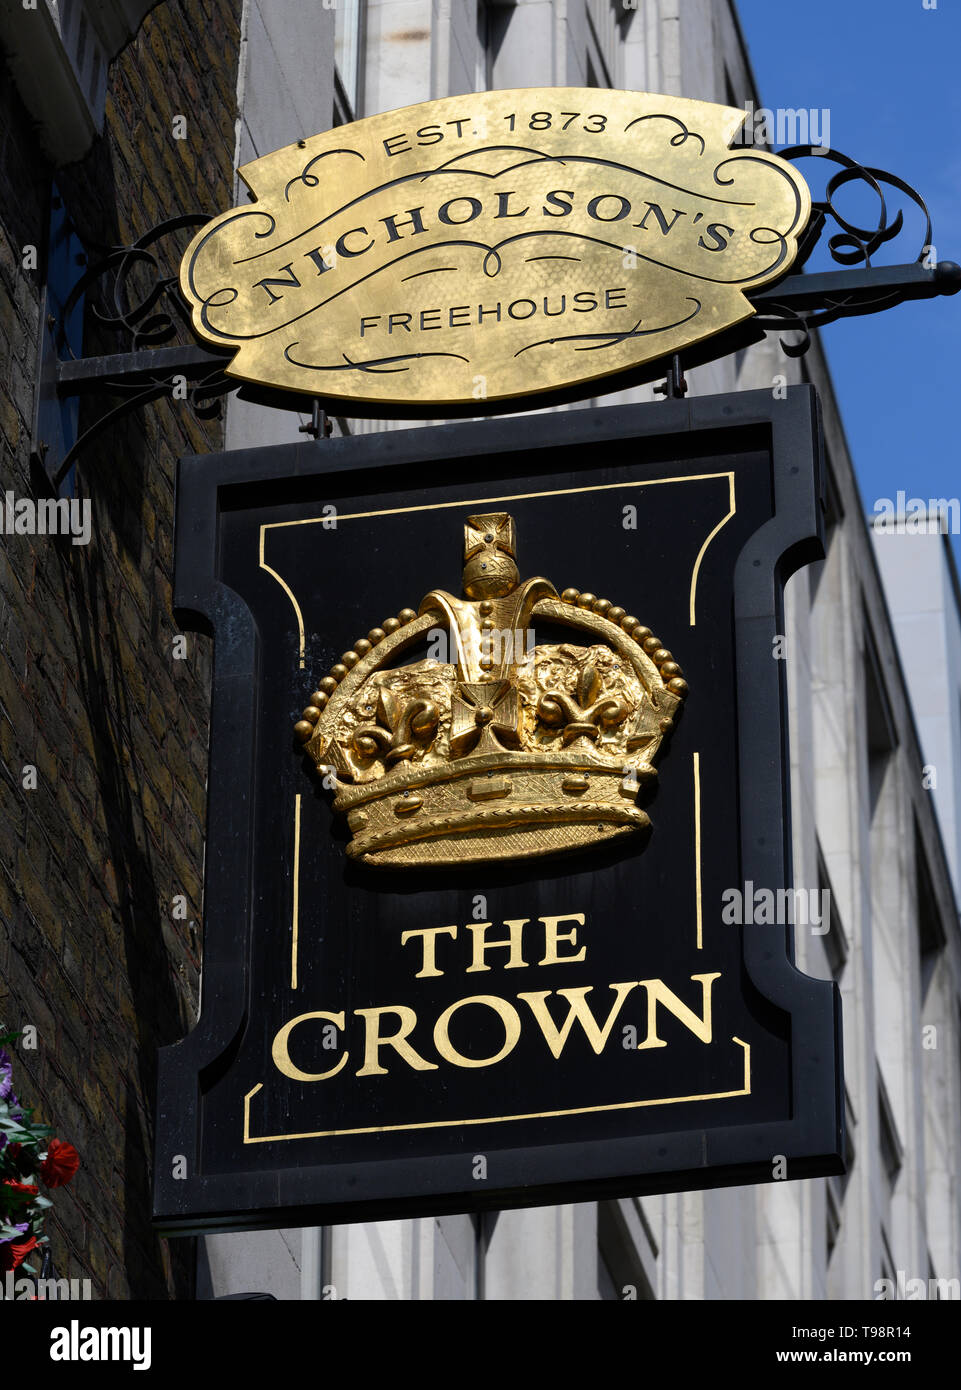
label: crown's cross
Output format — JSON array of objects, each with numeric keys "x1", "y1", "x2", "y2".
[
  {"x1": 420, "y1": 512, "x2": 549, "y2": 758},
  {"x1": 449, "y1": 680, "x2": 522, "y2": 759}
]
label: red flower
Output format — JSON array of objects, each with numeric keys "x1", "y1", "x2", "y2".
[
  {"x1": 40, "y1": 1139, "x2": 80, "y2": 1189},
  {"x1": 2, "y1": 1179, "x2": 38, "y2": 1197},
  {"x1": 0, "y1": 1236, "x2": 38, "y2": 1272}
]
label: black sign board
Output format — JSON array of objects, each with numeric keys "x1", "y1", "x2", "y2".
[{"x1": 154, "y1": 385, "x2": 843, "y2": 1233}]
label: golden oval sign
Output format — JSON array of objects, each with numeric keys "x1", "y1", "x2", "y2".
[{"x1": 180, "y1": 89, "x2": 811, "y2": 410}]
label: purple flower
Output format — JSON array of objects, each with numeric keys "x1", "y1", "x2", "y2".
[
  {"x1": 0, "y1": 1222, "x2": 31, "y2": 1243},
  {"x1": 0, "y1": 1050, "x2": 12, "y2": 1102},
  {"x1": 0, "y1": 1222, "x2": 28, "y2": 1247}
]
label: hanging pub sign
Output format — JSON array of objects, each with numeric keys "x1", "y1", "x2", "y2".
[
  {"x1": 178, "y1": 88, "x2": 812, "y2": 410},
  {"x1": 153, "y1": 385, "x2": 844, "y2": 1233},
  {"x1": 34, "y1": 86, "x2": 959, "y2": 1233}
]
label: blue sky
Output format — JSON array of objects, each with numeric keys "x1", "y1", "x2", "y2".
[{"x1": 736, "y1": 0, "x2": 961, "y2": 544}]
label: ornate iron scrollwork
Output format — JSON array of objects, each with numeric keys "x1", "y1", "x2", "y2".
[
  {"x1": 749, "y1": 146, "x2": 960, "y2": 355},
  {"x1": 43, "y1": 214, "x2": 235, "y2": 488},
  {"x1": 65, "y1": 213, "x2": 210, "y2": 351}
]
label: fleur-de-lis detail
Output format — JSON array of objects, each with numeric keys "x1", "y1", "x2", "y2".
[
  {"x1": 536, "y1": 661, "x2": 630, "y2": 746},
  {"x1": 353, "y1": 686, "x2": 440, "y2": 766}
]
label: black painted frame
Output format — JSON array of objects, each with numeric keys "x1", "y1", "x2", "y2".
[{"x1": 153, "y1": 385, "x2": 843, "y2": 1234}]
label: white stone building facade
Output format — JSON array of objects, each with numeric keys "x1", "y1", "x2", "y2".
[
  {"x1": 872, "y1": 520, "x2": 961, "y2": 910},
  {"x1": 199, "y1": 0, "x2": 961, "y2": 1300}
]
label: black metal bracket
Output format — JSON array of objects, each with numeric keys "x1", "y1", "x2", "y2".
[
  {"x1": 30, "y1": 211, "x2": 236, "y2": 490},
  {"x1": 743, "y1": 145, "x2": 961, "y2": 355}
]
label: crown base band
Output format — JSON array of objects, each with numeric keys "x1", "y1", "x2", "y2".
[{"x1": 346, "y1": 800, "x2": 651, "y2": 867}]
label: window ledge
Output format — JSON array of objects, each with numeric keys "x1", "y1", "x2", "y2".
[{"x1": 0, "y1": 0, "x2": 160, "y2": 166}]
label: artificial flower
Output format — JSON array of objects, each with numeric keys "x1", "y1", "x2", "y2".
[
  {"x1": 0, "y1": 1050, "x2": 13, "y2": 1101},
  {"x1": 40, "y1": 1139, "x2": 80, "y2": 1189},
  {"x1": 0, "y1": 1235, "x2": 38, "y2": 1272},
  {"x1": 2, "y1": 1179, "x2": 38, "y2": 1197}
]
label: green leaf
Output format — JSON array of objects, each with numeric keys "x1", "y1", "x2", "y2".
[
  {"x1": 32, "y1": 1195, "x2": 52, "y2": 1209},
  {"x1": 0, "y1": 1120, "x2": 30, "y2": 1138}
]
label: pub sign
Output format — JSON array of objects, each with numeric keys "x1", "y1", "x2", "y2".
[{"x1": 153, "y1": 385, "x2": 844, "y2": 1232}]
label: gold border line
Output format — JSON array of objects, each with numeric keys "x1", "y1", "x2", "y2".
[
  {"x1": 257, "y1": 471, "x2": 736, "y2": 666},
  {"x1": 291, "y1": 794, "x2": 302, "y2": 990},
  {"x1": 694, "y1": 750, "x2": 702, "y2": 951},
  {"x1": 689, "y1": 471, "x2": 736, "y2": 626},
  {"x1": 242, "y1": 1037, "x2": 751, "y2": 1143},
  {"x1": 259, "y1": 524, "x2": 308, "y2": 670}
]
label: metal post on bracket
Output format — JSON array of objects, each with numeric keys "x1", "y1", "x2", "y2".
[
  {"x1": 298, "y1": 399, "x2": 333, "y2": 441},
  {"x1": 654, "y1": 355, "x2": 688, "y2": 401}
]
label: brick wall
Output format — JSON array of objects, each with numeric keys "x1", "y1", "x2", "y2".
[{"x1": 0, "y1": 0, "x2": 241, "y2": 1299}]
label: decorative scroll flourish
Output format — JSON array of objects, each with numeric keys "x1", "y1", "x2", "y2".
[
  {"x1": 752, "y1": 146, "x2": 950, "y2": 356},
  {"x1": 51, "y1": 214, "x2": 236, "y2": 486},
  {"x1": 64, "y1": 214, "x2": 217, "y2": 351},
  {"x1": 52, "y1": 365, "x2": 234, "y2": 489}
]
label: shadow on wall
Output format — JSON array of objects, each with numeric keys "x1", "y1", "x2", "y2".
[{"x1": 50, "y1": 112, "x2": 216, "y2": 1303}]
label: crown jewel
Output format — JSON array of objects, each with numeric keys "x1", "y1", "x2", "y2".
[{"x1": 294, "y1": 513, "x2": 688, "y2": 867}]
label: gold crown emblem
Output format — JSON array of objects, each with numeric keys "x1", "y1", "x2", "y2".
[{"x1": 294, "y1": 513, "x2": 688, "y2": 868}]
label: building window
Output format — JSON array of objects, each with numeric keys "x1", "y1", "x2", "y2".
[
  {"x1": 863, "y1": 612, "x2": 898, "y2": 815},
  {"x1": 335, "y1": 0, "x2": 365, "y2": 119},
  {"x1": 725, "y1": 70, "x2": 739, "y2": 113},
  {"x1": 808, "y1": 457, "x2": 843, "y2": 602},
  {"x1": 879, "y1": 1227, "x2": 897, "y2": 1287},
  {"x1": 915, "y1": 826, "x2": 946, "y2": 1000},
  {"x1": 597, "y1": 1199, "x2": 657, "y2": 1300},
  {"x1": 816, "y1": 843, "x2": 849, "y2": 980},
  {"x1": 826, "y1": 1085, "x2": 856, "y2": 1265},
  {"x1": 0, "y1": 0, "x2": 113, "y2": 163},
  {"x1": 877, "y1": 1068, "x2": 903, "y2": 1275},
  {"x1": 476, "y1": 0, "x2": 492, "y2": 91},
  {"x1": 477, "y1": 1, "x2": 513, "y2": 92},
  {"x1": 584, "y1": 0, "x2": 621, "y2": 88}
]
